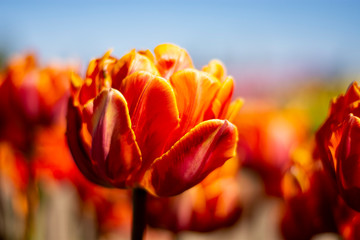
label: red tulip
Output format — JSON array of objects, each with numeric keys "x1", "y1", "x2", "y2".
[
  {"x1": 281, "y1": 144, "x2": 338, "y2": 240},
  {"x1": 66, "y1": 44, "x2": 241, "y2": 197},
  {"x1": 316, "y1": 81, "x2": 360, "y2": 211}
]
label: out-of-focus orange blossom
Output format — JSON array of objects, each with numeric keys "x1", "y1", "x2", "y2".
[
  {"x1": 234, "y1": 100, "x2": 309, "y2": 196},
  {"x1": 0, "y1": 53, "x2": 73, "y2": 152}
]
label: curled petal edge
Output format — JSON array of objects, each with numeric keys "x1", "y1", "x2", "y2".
[
  {"x1": 66, "y1": 98, "x2": 111, "y2": 187},
  {"x1": 141, "y1": 119, "x2": 238, "y2": 197}
]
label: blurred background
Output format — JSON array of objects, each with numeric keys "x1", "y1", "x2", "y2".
[
  {"x1": 2, "y1": 0, "x2": 360, "y2": 93},
  {"x1": 1, "y1": 0, "x2": 360, "y2": 239}
]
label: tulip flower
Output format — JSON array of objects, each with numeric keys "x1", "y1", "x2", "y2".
[
  {"x1": 66, "y1": 43, "x2": 241, "y2": 239},
  {"x1": 66, "y1": 43, "x2": 240, "y2": 197},
  {"x1": 316, "y1": 81, "x2": 360, "y2": 211},
  {"x1": 234, "y1": 101, "x2": 309, "y2": 196},
  {"x1": 0, "y1": 53, "x2": 72, "y2": 152}
]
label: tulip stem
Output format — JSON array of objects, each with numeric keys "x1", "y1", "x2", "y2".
[
  {"x1": 24, "y1": 159, "x2": 36, "y2": 240},
  {"x1": 131, "y1": 188, "x2": 147, "y2": 240},
  {"x1": 0, "y1": 160, "x2": 6, "y2": 239}
]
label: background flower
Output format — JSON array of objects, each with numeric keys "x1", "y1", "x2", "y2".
[
  {"x1": 0, "y1": 53, "x2": 73, "y2": 152},
  {"x1": 316, "y1": 82, "x2": 360, "y2": 211}
]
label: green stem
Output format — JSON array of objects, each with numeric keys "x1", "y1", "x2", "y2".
[
  {"x1": 24, "y1": 159, "x2": 36, "y2": 240},
  {"x1": 131, "y1": 188, "x2": 147, "y2": 240},
  {"x1": 0, "y1": 160, "x2": 5, "y2": 240}
]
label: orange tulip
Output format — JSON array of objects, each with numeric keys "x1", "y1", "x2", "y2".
[
  {"x1": 146, "y1": 156, "x2": 242, "y2": 232},
  {"x1": 0, "y1": 53, "x2": 72, "y2": 152},
  {"x1": 316, "y1": 81, "x2": 360, "y2": 211},
  {"x1": 31, "y1": 125, "x2": 86, "y2": 185},
  {"x1": 66, "y1": 43, "x2": 241, "y2": 197},
  {"x1": 234, "y1": 101, "x2": 309, "y2": 196}
]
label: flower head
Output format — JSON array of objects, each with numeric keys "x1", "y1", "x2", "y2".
[
  {"x1": 66, "y1": 44, "x2": 241, "y2": 197},
  {"x1": 234, "y1": 102, "x2": 309, "y2": 196},
  {"x1": 0, "y1": 53, "x2": 72, "y2": 151},
  {"x1": 316, "y1": 81, "x2": 360, "y2": 211}
]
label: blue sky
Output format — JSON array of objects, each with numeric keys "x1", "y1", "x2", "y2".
[{"x1": 1, "y1": 1, "x2": 360, "y2": 89}]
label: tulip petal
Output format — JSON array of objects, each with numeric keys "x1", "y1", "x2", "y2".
[
  {"x1": 329, "y1": 82, "x2": 360, "y2": 125},
  {"x1": 316, "y1": 117, "x2": 344, "y2": 181},
  {"x1": 66, "y1": 98, "x2": 110, "y2": 187},
  {"x1": 154, "y1": 43, "x2": 194, "y2": 79},
  {"x1": 225, "y1": 99, "x2": 244, "y2": 122},
  {"x1": 202, "y1": 59, "x2": 226, "y2": 82},
  {"x1": 111, "y1": 50, "x2": 159, "y2": 91},
  {"x1": 209, "y1": 77, "x2": 234, "y2": 119},
  {"x1": 119, "y1": 72, "x2": 180, "y2": 171},
  {"x1": 79, "y1": 52, "x2": 116, "y2": 105},
  {"x1": 142, "y1": 119, "x2": 238, "y2": 197},
  {"x1": 85, "y1": 88, "x2": 141, "y2": 187},
  {"x1": 336, "y1": 114, "x2": 360, "y2": 210},
  {"x1": 170, "y1": 69, "x2": 221, "y2": 137}
]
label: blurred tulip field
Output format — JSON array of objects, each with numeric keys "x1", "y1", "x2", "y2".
[{"x1": 1, "y1": 1, "x2": 360, "y2": 240}]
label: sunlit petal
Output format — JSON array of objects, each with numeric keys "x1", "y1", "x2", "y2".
[
  {"x1": 119, "y1": 71, "x2": 180, "y2": 171},
  {"x1": 202, "y1": 59, "x2": 226, "y2": 82},
  {"x1": 154, "y1": 43, "x2": 193, "y2": 79},
  {"x1": 208, "y1": 76, "x2": 234, "y2": 119},
  {"x1": 225, "y1": 98, "x2": 244, "y2": 122},
  {"x1": 170, "y1": 69, "x2": 221, "y2": 137},
  {"x1": 142, "y1": 119, "x2": 238, "y2": 196},
  {"x1": 111, "y1": 50, "x2": 159, "y2": 90}
]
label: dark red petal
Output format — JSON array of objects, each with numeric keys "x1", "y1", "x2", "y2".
[
  {"x1": 141, "y1": 119, "x2": 238, "y2": 197},
  {"x1": 86, "y1": 89, "x2": 142, "y2": 187},
  {"x1": 66, "y1": 98, "x2": 110, "y2": 187},
  {"x1": 337, "y1": 114, "x2": 360, "y2": 211}
]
